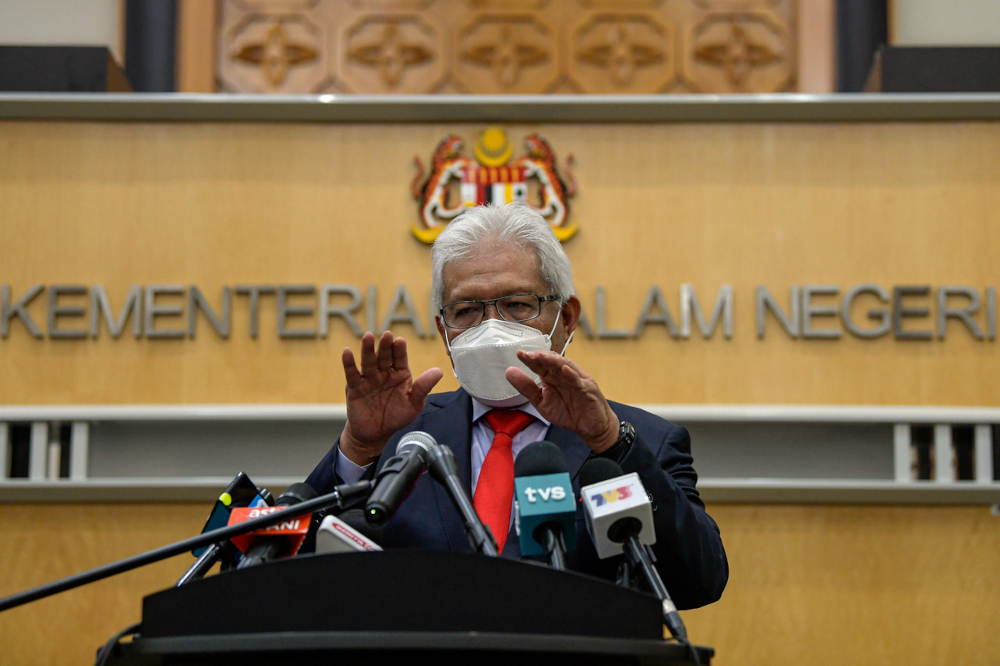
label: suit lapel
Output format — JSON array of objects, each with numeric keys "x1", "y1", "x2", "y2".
[
  {"x1": 503, "y1": 424, "x2": 588, "y2": 560},
  {"x1": 418, "y1": 392, "x2": 591, "y2": 557},
  {"x1": 543, "y1": 424, "x2": 592, "y2": 481},
  {"x1": 422, "y1": 390, "x2": 475, "y2": 551}
]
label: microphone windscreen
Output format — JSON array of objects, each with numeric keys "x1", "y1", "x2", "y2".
[
  {"x1": 579, "y1": 457, "x2": 625, "y2": 488},
  {"x1": 277, "y1": 482, "x2": 318, "y2": 506},
  {"x1": 397, "y1": 431, "x2": 437, "y2": 454},
  {"x1": 514, "y1": 441, "x2": 567, "y2": 477},
  {"x1": 513, "y1": 443, "x2": 577, "y2": 557},
  {"x1": 338, "y1": 508, "x2": 384, "y2": 546}
]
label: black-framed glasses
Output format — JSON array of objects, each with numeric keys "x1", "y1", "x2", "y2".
[{"x1": 439, "y1": 293, "x2": 560, "y2": 329}]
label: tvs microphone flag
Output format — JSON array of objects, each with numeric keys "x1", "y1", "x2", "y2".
[{"x1": 514, "y1": 471, "x2": 577, "y2": 557}]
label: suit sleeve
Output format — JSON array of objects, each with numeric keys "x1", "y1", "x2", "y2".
[
  {"x1": 300, "y1": 438, "x2": 382, "y2": 555},
  {"x1": 305, "y1": 438, "x2": 380, "y2": 495},
  {"x1": 618, "y1": 425, "x2": 729, "y2": 609}
]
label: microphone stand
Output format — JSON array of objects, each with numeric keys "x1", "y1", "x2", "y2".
[
  {"x1": 0, "y1": 480, "x2": 372, "y2": 613},
  {"x1": 541, "y1": 529, "x2": 567, "y2": 571},
  {"x1": 426, "y1": 445, "x2": 499, "y2": 557},
  {"x1": 622, "y1": 538, "x2": 688, "y2": 642},
  {"x1": 174, "y1": 541, "x2": 240, "y2": 587}
]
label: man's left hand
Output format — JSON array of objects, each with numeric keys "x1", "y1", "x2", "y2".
[{"x1": 506, "y1": 350, "x2": 619, "y2": 454}]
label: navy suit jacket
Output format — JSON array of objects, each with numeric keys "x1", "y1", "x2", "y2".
[{"x1": 306, "y1": 389, "x2": 728, "y2": 610}]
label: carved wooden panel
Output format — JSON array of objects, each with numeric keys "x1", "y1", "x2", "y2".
[
  {"x1": 216, "y1": 0, "x2": 798, "y2": 93},
  {"x1": 455, "y1": 13, "x2": 560, "y2": 93},
  {"x1": 341, "y1": 14, "x2": 446, "y2": 93},
  {"x1": 568, "y1": 13, "x2": 675, "y2": 93}
]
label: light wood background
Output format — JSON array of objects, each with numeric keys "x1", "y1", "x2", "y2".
[
  {"x1": 0, "y1": 502, "x2": 997, "y2": 665},
  {"x1": 211, "y1": 0, "x2": 798, "y2": 94},
  {"x1": 1, "y1": 120, "x2": 998, "y2": 406},
  {"x1": 177, "y1": 0, "x2": 836, "y2": 95},
  {"x1": 1, "y1": 116, "x2": 998, "y2": 663}
]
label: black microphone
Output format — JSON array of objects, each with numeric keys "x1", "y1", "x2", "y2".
[
  {"x1": 0, "y1": 479, "x2": 372, "y2": 614},
  {"x1": 177, "y1": 472, "x2": 274, "y2": 585},
  {"x1": 236, "y1": 482, "x2": 317, "y2": 570},
  {"x1": 513, "y1": 441, "x2": 576, "y2": 571},
  {"x1": 365, "y1": 431, "x2": 436, "y2": 525},
  {"x1": 315, "y1": 508, "x2": 385, "y2": 554},
  {"x1": 579, "y1": 458, "x2": 688, "y2": 642},
  {"x1": 339, "y1": 508, "x2": 385, "y2": 546},
  {"x1": 426, "y1": 442, "x2": 499, "y2": 557}
]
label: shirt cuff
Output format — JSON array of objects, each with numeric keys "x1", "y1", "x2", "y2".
[{"x1": 334, "y1": 443, "x2": 373, "y2": 484}]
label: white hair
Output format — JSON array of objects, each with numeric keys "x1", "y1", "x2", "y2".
[{"x1": 431, "y1": 202, "x2": 575, "y2": 313}]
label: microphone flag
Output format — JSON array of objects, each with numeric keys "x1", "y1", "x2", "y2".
[
  {"x1": 192, "y1": 472, "x2": 272, "y2": 557},
  {"x1": 226, "y1": 506, "x2": 311, "y2": 557},
  {"x1": 316, "y1": 514, "x2": 384, "y2": 554},
  {"x1": 581, "y1": 472, "x2": 656, "y2": 560},
  {"x1": 513, "y1": 472, "x2": 577, "y2": 557}
]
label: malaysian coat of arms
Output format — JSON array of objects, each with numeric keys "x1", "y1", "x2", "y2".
[{"x1": 411, "y1": 128, "x2": 578, "y2": 243}]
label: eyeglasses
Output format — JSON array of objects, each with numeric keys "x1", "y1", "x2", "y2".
[{"x1": 439, "y1": 293, "x2": 560, "y2": 329}]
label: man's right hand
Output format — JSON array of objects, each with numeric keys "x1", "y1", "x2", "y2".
[{"x1": 339, "y1": 330, "x2": 443, "y2": 466}]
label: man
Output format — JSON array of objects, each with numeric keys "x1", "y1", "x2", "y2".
[{"x1": 307, "y1": 203, "x2": 727, "y2": 609}]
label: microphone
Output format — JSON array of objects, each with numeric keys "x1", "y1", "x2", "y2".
[
  {"x1": 178, "y1": 473, "x2": 274, "y2": 585},
  {"x1": 192, "y1": 472, "x2": 274, "y2": 556},
  {"x1": 232, "y1": 482, "x2": 317, "y2": 569},
  {"x1": 365, "y1": 431, "x2": 435, "y2": 525},
  {"x1": 425, "y1": 442, "x2": 499, "y2": 557},
  {"x1": 579, "y1": 458, "x2": 688, "y2": 641},
  {"x1": 513, "y1": 441, "x2": 577, "y2": 570},
  {"x1": 316, "y1": 509, "x2": 384, "y2": 554}
]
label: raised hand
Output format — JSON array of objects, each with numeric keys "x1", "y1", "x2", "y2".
[
  {"x1": 505, "y1": 350, "x2": 619, "y2": 454},
  {"x1": 340, "y1": 331, "x2": 443, "y2": 465}
]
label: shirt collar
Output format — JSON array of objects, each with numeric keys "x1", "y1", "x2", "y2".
[{"x1": 471, "y1": 397, "x2": 550, "y2": 427}]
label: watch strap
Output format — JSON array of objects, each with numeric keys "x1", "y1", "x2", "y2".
[{"x1": 596, "y1": 421, "x2": 635, "y2": 462}]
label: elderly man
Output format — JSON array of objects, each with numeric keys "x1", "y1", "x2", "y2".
[{"x1": 306, "y1": 203, "x2": 727, "y2": 609}]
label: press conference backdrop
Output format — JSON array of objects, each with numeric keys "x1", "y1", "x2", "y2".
[
  {"x1": 1, "y1": 97, "x2": 999, "y2": 665},
  {"x1": 2, "y1": 114, "x2": 999, "y2": 406}
]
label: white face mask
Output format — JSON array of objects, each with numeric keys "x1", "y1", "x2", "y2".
[{"x1": 445, "y1": 310, "x2": 573, "y2": 407}]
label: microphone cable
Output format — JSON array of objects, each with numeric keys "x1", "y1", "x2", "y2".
[{"x1": 93, "y1": 621, "x2": 141, "y2": 666}]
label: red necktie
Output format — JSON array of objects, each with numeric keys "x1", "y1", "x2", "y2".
[{"x1": 475, "y1": 409, "x2": 534, "y2": 553}]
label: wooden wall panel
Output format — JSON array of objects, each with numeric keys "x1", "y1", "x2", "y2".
[
  {"x1": 796, "y1": 0, "x2": 834, "y2": 93},
  {"x1": 176, "y1": 0, "x2": 220, "y2": 92},
  {"x1": 0, "y1": 503, "x2": 209, "y2": 666},
  {"x1": 1, "y1": 503, "x2": 997, "y2": 665},
  {"x1": 213, "y1": 0, "x2": 799, "y2": 94},
  {"x1": 0, "y1": 120, "x2": 997, "y2": 407},
  {"x1": 684, "y1": 504, "x2": 1000, "y2": 665}
]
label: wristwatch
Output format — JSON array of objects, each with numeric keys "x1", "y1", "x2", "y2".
[{"x1": 597, "y1": 421, "x2": 635, "y2": 462}]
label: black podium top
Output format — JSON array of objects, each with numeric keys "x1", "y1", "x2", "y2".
[
  {"x1": 111, "y1": 550, "x2": 711, "y2": 665},
  {"x1": 114, "y1": 631, "x2": 711, "y2": 665},
  {"x1": 144, "y1": 549, "x2": 662, "y2": 637}
]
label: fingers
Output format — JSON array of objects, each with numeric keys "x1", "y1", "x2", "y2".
[
  {"x1": 391, "y1": 335, "x2": 409, "y2": 371},
  {"x1": 517, "y1": 350, "x2": 580, "y2": 384},
  {"x1": 359, "y1": 331, "x2": 378, "y2": 374},
  {"x1": 506, "y1": 367, "x2": 542, "y2": 404},
  {"x1": 518, "y1": 349, "x2": 568, "y2": 371},
  {"x1": 411, "y1": 367, "x2": 444, "y2": 406},
  {"x1": 375, "y1": 330, "x2": 394, "y2": 372},
  {"x1": 342, "y1": 346, "x2": 362, "y2": 386},
  {"x1": 355, "y1": 331, "x2": 410, "y2": 376},
  {"x1": 558, "y1": 363, "x2": 587, "y2": 392},
  {"x1": 517, "y1": 351, "x2": 598, "y2": 404}
]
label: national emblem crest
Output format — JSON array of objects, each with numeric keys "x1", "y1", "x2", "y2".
[{"x1": 410, "y1": 128, "x2": 578, "y2": 244}]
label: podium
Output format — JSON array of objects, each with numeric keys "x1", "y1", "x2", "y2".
[{"x1": 108, "y1": 550, "x2": 712, "y2": 665}]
